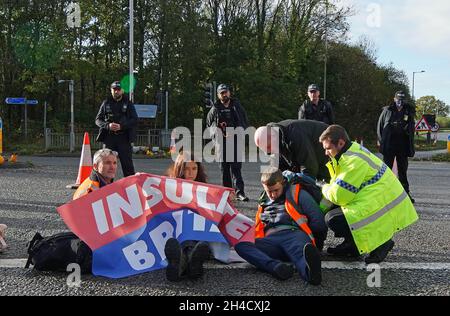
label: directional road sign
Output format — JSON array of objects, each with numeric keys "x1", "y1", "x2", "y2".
[
  {"x1": 135, "y1": 104, "x2": 158, "y2": 119},
  {"x1": 5, "y1": 98, "x2": 26, "y2": 105}
]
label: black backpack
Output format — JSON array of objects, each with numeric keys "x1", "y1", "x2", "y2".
[
  {"x1": 290, "y1": 173, "x2": 323, "y2": 204},
  {"x1": 25, "y1": 232, "x2": 92, "y2": 274}
]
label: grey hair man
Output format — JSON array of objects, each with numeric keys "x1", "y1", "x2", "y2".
[{"x1": 73, "y1": 148, "x2": 118, "y2": 200}]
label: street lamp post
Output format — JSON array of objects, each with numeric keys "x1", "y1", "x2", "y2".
[
  {"x1": 59, "y1": 80, "x2": 75, "y2": 152},
  {"x1": 412, "y1": 70, "x2": 425, "y2": 101}
]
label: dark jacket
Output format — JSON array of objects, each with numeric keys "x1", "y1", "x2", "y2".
[
  {"x1": 206, "y1": 98, "x2": 249, "y2": 143},
  {"x1": 298, "y1": 99, "x2": 335, "y2": 125},
  {"x1": 95, "y1": 95, "x2": 138, "y2": 143},
  {"x1": 258, "y1": 184, "x2": 327, "y2": 235},
  {"x1": 377, "y1": 103, "x2": 415, "y2": 157},
  {"x1": 269, "y1": 120, "x2": 330, "y2": 181}
]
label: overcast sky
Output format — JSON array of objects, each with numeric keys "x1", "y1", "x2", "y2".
[{"x1": 338, "y1": 0, "x2": 450, "y2": 106}]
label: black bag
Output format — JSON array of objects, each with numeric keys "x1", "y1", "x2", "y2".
[{"x1": 25, "y1": 232, "x2": 92, "y2": 274}]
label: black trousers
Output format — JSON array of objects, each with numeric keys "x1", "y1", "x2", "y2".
[
  {"x1": 220, "y1": 162, "x2": 245, "y2": 194},
  {"x1": 383, "y1": 150, "x2": 410, "y2": 193},
  {"x1": 104, "y1": 133, "x2": 135, "y2": 177},
  {"x1": 324, "y1": 208, "x2": 353, "y2": 241}
]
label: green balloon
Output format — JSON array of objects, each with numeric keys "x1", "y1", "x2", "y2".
[{"x1": 121, "y1": 75, "x2": 137, "y2": 93}]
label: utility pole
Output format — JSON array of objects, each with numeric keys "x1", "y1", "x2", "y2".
[
  {"x1": 323, "y1": 0, "x2": 329, "y2": 99},
  {"x1": 129, "y1": 0, "x2": 134, "y2": 102}
]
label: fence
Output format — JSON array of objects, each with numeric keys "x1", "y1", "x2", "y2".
[{"x1": 45, "y1": 128, "x2": 172, "y2": 151}]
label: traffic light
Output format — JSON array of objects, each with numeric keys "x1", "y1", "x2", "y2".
[{"x1": 204, "y1": 83, "x2": 213, "y2": 108}]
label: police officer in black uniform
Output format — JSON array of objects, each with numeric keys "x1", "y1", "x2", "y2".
[
  {"x1": 377, "y1": 91, "x2": 416, "y2": 203},
  {"x1": 95, "y1": 81, "x2": 138, "y2": 177},
  {"x1": 298, "y1": 84, "x2": 335, "y2": 125},
  {"x1": 206, "y1": 84, "x2": 250, "y2": 201}
]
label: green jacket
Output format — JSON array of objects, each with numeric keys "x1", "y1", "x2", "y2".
[{"x1": 322, "y1": 142, "x2": 418, "y2": 254}]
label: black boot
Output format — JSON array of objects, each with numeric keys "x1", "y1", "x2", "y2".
[
  {"x1": 304, "y1": 243, "x2": 322, "y2": 286},
  {"x1": 186, "y1": 241, "x2": 210, "y2": 280},
  {"x1": 164, "y1": 238, "x2": 188, "y2": 282},
  {"x1": 327, "y1": 239, "x2": 360, "y2": 258},
  {"x1": 365, "y1": 240, "x2": 395, "y2": 264},
  {"x1": 271, "y1": 262, "x2": 294, "y2": 281}
]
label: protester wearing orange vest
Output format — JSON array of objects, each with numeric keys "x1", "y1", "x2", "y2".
[
  {"x1": 73, "y1": 148, "x2": 118, "y2": 200},
  {"x1": 235, "y1": 167, "x2": 326, "y2": 285}
]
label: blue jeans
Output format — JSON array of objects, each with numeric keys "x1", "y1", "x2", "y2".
[{"x1": 235, "y1": 230, "x2": 312, "y2": 281}]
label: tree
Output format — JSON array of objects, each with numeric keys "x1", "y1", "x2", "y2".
[{"x1": 415, "y1": 96, "x2": 449, "y2": 118}]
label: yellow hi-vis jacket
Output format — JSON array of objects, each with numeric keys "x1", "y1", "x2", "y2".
[{"x1": 322, "y1": 142, "x2": 418, "y2": 254}]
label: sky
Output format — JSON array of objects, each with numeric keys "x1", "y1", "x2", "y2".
[{"x1": 337, "y1": 0, "x2": 450, "y2": 106}]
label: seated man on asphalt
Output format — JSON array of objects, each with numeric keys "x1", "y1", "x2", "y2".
[
  {"x1": 73, "y1": 148, "x2": 118, "y2": 200},
  {"x1": 235, "y1": 167, "x2": 327, "y2": 285}
]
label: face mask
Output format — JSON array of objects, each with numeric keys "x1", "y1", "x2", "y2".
[{"x1": 396, "y1": 100, "x2": 404, "y2": 107}]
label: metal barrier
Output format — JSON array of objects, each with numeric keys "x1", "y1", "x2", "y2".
[{"x1": 45, "y1": 129, "x2": 171, "y2": 151}]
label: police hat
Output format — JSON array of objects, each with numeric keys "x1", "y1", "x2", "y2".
[
  {"x1": 111, "y1": 81, "x2": 121, "y2": 89},
  {"x1": 395, "y1": 91, "x2": 406, "y2": 100},
  {"x1": 308, "y1": 84, "x2": 320, "y2": 92},
  {"x1": 217, "y1": 84, "x2": 229, "y2": 94}
]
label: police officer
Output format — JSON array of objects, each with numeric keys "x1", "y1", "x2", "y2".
[
  {"x1": 377, "y1": 91, "x2": 416, "y2": 203},
  {"x1": 298, "y1": 84, "x2": 335, "y2": 125},
  {"x1": 206, "y1": 84, "x2": 250, "y2": 201},
  {"x1": 254, "y1": 120, "x2": 330, "y2": 182},
  {"x1": 95, "y1": 81, "x2": 138, "y2": 177}
]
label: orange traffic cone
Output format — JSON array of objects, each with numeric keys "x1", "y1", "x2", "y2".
[
  {"x1": 9, "y1": 153, "x2": 17, "y2": 163},
  {"x1": 66, "y1": 132, "x2": 93, "y2": 189}
]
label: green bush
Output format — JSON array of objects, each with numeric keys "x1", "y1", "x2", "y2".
[{"x1": 437, "y1": 117, "x2": 450, "y2": 129}]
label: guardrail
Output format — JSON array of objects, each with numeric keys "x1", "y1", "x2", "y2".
[{"x1": 45, "y1": 129, "x2": 172, "y2": 151}]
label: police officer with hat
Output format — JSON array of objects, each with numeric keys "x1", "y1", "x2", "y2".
[
  {"x1": 377, "y1": 91, "x2": 416, "y2": 203},
  {"x1": 206, "y1": 84, "x2": 250, "y2": 201},
  {"x1": 95, "y1": 81, "x2": 138, "y2": 177},
  {"x1": 298, "y1": 84, "x2": 335, "y2": 125}
]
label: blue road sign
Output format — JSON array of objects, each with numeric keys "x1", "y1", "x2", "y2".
[
  {"x1": 5, "y1": 98, "x2": 26, "y2": 105},
  {"x1": 26, "y1": 100, "x2": 39, "y2": 105},
  {"x1": 135, "y1": 104, "x2": 158, "y2": 119}
]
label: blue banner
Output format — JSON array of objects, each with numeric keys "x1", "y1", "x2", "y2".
[{"x1": 92, "y1": 209, "x2": 228, "y2": 279}]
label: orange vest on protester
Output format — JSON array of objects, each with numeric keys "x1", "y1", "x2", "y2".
[
  {"x1": 73, "y1": 171, "x2": 103, "y2": 200},
  {"x1": 254, "y1": 184, "x2": 316, "y2": 246}
]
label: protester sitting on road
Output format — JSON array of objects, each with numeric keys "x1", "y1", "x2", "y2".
[
  {"x1": 319, "y1": 125, "x2": 419, "y2": 264},
  {"x1": 163, "y1": 152, "x2": 211, "y2": 282},
  {"x1": 73, "y1": 148, "x2": 118, "y2": 200},
  {"x1": 234, "y1": 167, "x2": 326, "y2": 285},
  {"x1": 0, "y1": 224, "x2": 8, "y2": 253}
]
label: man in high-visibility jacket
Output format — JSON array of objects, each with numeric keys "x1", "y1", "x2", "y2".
[
  {"x1": 319, "y1": 125, "x2": 418, "y2": 264},
  {"x1": 73, "y1": 148, "x2": 118, "y2": 200},
  {"x1": 235, "y1": 167, "x2": 327, "y2": 285}
]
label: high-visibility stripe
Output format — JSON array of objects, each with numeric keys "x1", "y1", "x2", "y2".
[
  {"x1": 350, "y1": 191, "x2": 409, "y2": 231},
  {"x1": 345, "y1": 151, "x2": 380, "y2": 170},
  {"x1": 360, "y1": 164, "x2": 388, "y2": 190},
  {"x1": 336, "y1": 178, "x2": 360, "y2": 194}
]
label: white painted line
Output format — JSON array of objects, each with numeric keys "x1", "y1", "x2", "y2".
[
  {"x1": 321, "y1": 261, "x2": 450, "y2": 270},
  {"x1": 207, "y1": 261, "x2": 450, "y2": 271},
  {"x1": 0, "y1": 259, "x2": 28, "y2": 268}
]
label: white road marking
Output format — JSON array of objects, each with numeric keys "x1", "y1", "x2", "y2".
[{"x1": 0, "y1": 259, "x2": 28, "y2": 268}]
